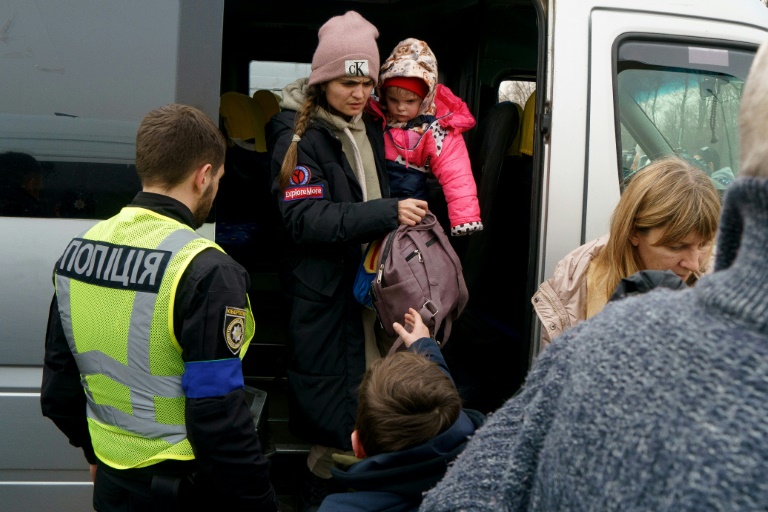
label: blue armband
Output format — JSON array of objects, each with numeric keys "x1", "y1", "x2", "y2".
[{"x1": 182, "y1": 358, "x2": 244, "y2": 399}]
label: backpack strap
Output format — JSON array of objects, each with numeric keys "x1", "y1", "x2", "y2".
[
  {"x1": 418, "y1": 298, "x2": 440, "y2": 336},
  {"x1": 387, "y1": 335, "x2": 405, "y2": 355},
  {"x1": 403, "y1": 226, "x2": 440, "y2": 336},
  {"x1": 422, "y1": 220, "x2": 468, "y2": 345},
  {"x1": 386, "y1": 297, "x2": 440, "y2": 356},
  {"x1": 375, "y1": 228, "x2": 399, "y2": 285}
]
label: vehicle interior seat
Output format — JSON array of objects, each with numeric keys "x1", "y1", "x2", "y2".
[
  {"x1": 440, "y1": 99, "x2": 527, "y2": 414},
  {"x1": 219, "y1": 91, "x2": 265, "y2": 152},
  {"x1": 505, "y1": 101, "x2": 525, "y2": 157},
  {"x1": 462, "y1": 100, "x2": 522, "y2": 288},
  {"x1": 217, "y1": 92, "x2": 293, "y2": 453},
  {"x1": 496, "y1": 90, "x2": 536, "y2": 307},
  {"x1": 215, "y1": 91, "x2": 284, "y2": 272},
  {"x1": 252, "y1": 89, "x2": 281, "y2": 139},
  {"x1": 436, "y1": 100, "x2": 522, "y2": 262},
  {"x1": 216, "y1": 89, "x2": 289, "y2": 366},
  {"x1": 518, "y1": 90, "x2": 536, "y2": 158}
]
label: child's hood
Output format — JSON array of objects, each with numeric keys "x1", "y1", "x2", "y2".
[
  {"x1": 378, "y1": 38, "x2": 438, "y2": 117},
  {"x1": 327, "y1": 409, "x2": 485, "y2": 495}
]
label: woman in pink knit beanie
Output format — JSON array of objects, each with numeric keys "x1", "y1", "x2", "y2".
[{"x1": 265, "y1": 10, "x2": 429, "y2": 510}]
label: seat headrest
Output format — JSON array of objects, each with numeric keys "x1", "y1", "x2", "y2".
[
  {"x1": 252, "y1": 89, "x2": 281, "y2": 124},
  {"x1": 506, "y1": 102, "x2": 525, "y2": 156},
  {"x1": 469, "y1": 101, "x2": 521, "y2": 184},
  {"x1": 518, "y1": 90, "x2": 536, "y2": 157},
  {"x1": 219, "y1": 91, "x2": 267, "y2": 152}
]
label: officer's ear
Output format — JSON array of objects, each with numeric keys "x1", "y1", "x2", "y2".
[{"x1": 192, "y1": 163, "x2": 213, "y2": 194}]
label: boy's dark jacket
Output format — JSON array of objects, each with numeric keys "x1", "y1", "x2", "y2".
[{"x1": 318, "y1": 338, "x2": 486, "y2": 512}]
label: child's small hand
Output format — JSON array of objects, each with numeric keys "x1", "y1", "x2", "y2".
[{"x1": 392, "y1": 307, "x2": 430, "y2": 348}]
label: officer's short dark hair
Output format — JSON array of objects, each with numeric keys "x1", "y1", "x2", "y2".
[{"x1": 135, "y1": 104, "x2": 226, "y2": 188}]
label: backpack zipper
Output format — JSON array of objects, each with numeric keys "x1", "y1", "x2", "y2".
[
  {"x1": 406, "y1": 250, "x2": 423, "y2": 262},
  {"x1": 376, "y1": 230, "x2": 399, "y2": 283},
  {"x1": 405, "y1": 235, "x2": 439, "y2": 262}
]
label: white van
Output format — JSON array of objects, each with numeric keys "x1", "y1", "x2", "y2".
[{"x1": 1, "y1": 0, "x2": 766, "y2": 509}]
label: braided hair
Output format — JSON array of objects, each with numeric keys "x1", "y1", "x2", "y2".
[{"x1": 278, "y1": 84, "x2": 323, "y2": 191}]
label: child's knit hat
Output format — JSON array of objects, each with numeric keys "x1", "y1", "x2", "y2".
[
  {"x1": 309, "y1": 11, "x2": 380, "y2": 86},
  {"x1": 381, "y1": 76, "x2": 429, "y2": 99}
]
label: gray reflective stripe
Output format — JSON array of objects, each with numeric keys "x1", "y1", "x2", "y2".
[
  {"x1": 74, "y1": 351, "x2": 184, "y2": 398},
  {"x1": 157, "y1": 228, "x2": 200, "y2": 252},
  {"x1": 86, "y1": 402, "x2": 186, "y2": 443},
  {"x1": 55, "y1": 274, "x2": 77, "y2": 356},
  {"x1": 75, "y1": 350, "x2": 186, "y2": 435},
  {"x1": 126, "y1": 291, "x2": 155, "y2": 374},
  {"x1": 127, "y1": 229, "x2": 200, "y2": 374}
]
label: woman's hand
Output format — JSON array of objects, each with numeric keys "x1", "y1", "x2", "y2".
[{"x1": 397, "y1": 198, "x2": 428, "y2": 226}]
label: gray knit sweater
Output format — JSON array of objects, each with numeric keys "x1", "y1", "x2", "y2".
[{"x1": 419, "y1": 177, "x2": 768, "y2": 511}]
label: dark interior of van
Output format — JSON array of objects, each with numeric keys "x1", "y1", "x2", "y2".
[{"x1": 216, "y1": 0, "x2": 542, "y2": 501}]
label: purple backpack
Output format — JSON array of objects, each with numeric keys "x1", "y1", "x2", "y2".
[{"x1": 370, "y1": 212, "x2": 469, "y2": 353}]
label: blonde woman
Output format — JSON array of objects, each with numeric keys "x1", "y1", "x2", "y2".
[{"x1": 532, "y1": 156, "x2": 721, "y2": 349}]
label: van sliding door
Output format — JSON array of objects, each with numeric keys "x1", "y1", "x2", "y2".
[{"x1": 0, "y1": 2, "x2": 223, "y2": 510}]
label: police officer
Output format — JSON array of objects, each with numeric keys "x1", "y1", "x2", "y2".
[{"x1": 41, "y1": 104, "x2": 279, "y2": 511}]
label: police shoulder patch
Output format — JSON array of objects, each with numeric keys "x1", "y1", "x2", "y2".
[{"x1": 223, "y1": 306, "x2": 246, "y2": 355}]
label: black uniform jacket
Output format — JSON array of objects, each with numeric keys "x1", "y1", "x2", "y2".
[
  {"x1": 40, "y1": 192, "x2": 277, "y2": 510},
  {"x1": 267, "y1": 109, "x2": 400, "y2": 450}
]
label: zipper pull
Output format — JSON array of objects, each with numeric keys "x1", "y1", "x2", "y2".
[{"x1": 405, "y1": 249, "x2": 422, "y2": 262}]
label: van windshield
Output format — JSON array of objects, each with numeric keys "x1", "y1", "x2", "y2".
[{"x1": 617, "y1": 41, "x2": 755, "y2": 192}]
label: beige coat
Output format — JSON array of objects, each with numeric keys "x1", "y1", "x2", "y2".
[
  {"x1": 532, "y1": 234, "x2": 712, "y2": 352},
  {"x1": 531, "y1": 235, "x2": 609, "y2": 350}
]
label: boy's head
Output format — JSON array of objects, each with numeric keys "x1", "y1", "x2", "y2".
[
  {"x1": 381, "y1": 77, "x2": 428, "y2": 124},
  {"x1": 352, "y1": 351, "x2": 461, "y2": 458}
]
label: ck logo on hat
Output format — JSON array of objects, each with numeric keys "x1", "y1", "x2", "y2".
[{"x1": 346, "y1": 60, "x2": 369, "y2": 77}]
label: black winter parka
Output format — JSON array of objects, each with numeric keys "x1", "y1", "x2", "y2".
[{"x1": 266, "y1": 108, "x2": 400, "y2": 450}]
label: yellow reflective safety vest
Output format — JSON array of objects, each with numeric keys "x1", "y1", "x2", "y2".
[{"x1": 54, "y1": 207, "x2": 254, "y2": 469}]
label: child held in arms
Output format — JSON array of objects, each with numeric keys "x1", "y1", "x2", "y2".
[{"x1": 375, "y1": 38, "x2": 482, "y2": 237}]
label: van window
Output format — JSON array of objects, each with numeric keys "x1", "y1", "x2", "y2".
[
  {"x1": 0, "y1": 0, "x2": 183, "y2": 221},
  {"x1": 617, "y1": 40, "x2": 755, "y2": 188},
  {"x1": 499, "y1": 79, "x2": 535, "y2": 105},
  {"x1": 249, "y1": 61, "x2": 312, "y2": 97},
  {"x1": 0, "y1": 115, "x2": 139, "y2": 220}
]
